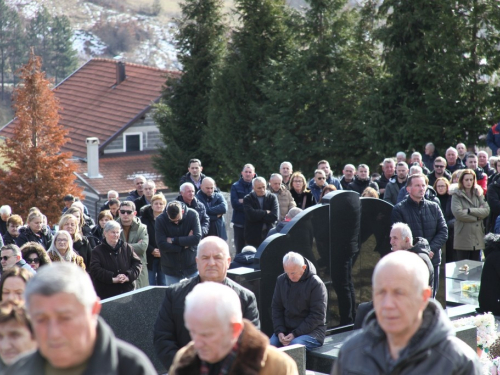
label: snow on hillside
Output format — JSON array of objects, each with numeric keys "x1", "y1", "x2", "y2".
[{"x1": 6, "y1": 0, "x2": 180, "y2": 70}]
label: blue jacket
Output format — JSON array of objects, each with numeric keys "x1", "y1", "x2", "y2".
[
  {"x1": 487, "y1": 122, "x2": 500, "y2": 156},
  {"x1": 392, "y1": 197, "x2": 448, "y2": 266},
  {"x1": 308, "y1": 176, "x2": 342, "y2": 201},
  {"x1": 231, "y1": 178, "x2": 253, "y2": 226},
  {"x1": 196, "y1": 190, "x2": 228, "y2": 240}
]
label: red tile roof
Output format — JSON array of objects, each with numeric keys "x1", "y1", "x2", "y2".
[
  {"x1": 74, "y1": 152, "x2": 168, "y2": 196},
  {"x1": 0, "y1": 58, "x2": 179, "y2": 159}
]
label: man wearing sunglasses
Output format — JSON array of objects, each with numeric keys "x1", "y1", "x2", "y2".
[
  {"x1": 117, "y1": 201, "x2": 149, "y2": 289},
  {"x1": 309, "y1": 169, "x2": 328, "y2": 203},
  {"x1": 427, "y1": 157, "x2": 451, "y2": 187},
  {"x1": 0, "y1": 244, "x2": 35, "y2": 275}
]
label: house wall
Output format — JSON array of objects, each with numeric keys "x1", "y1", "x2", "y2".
[{"x1": 104, "y1": 111, "x2": 163, "y2": 154}]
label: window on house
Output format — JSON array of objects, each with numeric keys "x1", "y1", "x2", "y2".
[{"x1": 125, "y1": 134, "x2": 141, "y2": 152}]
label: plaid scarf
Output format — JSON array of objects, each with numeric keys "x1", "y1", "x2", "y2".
[{"x1": 199, "y1": 341, "x2": 239, "y2": 375}]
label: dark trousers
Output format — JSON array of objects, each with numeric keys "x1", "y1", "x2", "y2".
[
  {"x1": 332, "y1": 256, "x2": 356, "y2": 325},
  {"x1": 433, "y1": 265, "x2": 439, "y2": 298},
  {"x1": 455, "y1": 250, "x2": 481, "y2": 261},
  {"x1": 233, "y1": 226, "x2": 245, "y2": 254}
]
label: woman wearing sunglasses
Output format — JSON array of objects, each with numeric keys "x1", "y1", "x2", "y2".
[{"x1": 20, "y1": 242, "x2": 51, "y2": 271}]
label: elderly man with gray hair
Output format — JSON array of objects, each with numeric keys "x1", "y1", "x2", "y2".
[
  {"x1": 177, "y1": 182, "x2": 210, "y2": 238},
  {"x1": 243, "y1": 176, "x2": 279, "y2": 248},
  {"x1": 169, "y1": 282, "x2": 296, "y2": 375},
  {"x1": 332, "y1": 251, "x2": 480, "y2": 375},
  {"x1": 5, "y1": 262, "x2": 155, "y2": 374},
  {"x1": 271, "y1": 251, "x2": 327, "y2": 351}
]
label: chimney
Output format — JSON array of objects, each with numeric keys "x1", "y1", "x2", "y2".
[
  {"x1": 116, "y1": 61, "x2": 126, "y2": 85},
  {"x1": 86, "y1": 137, "x2": 102, "y2": 178}
]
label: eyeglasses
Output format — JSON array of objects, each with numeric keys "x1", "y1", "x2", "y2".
[
  {"x1": 434, "y1": 165, "x2": 445, "y2": 169},
  {"x1": 316, "y1": 177, "x2": 325, "y2": 180},
  {"x1": 1, "y1": 256, "x2": 11, "y2": 261},
  {"x1": 56, "y1": 238, "x2": 68, "y2": 243},
  {"x1": 120, "y1": 210, "x2": 133, "y2": 215},
  {"x1": 27, "y1": 258, "x2": 40, "y2": 264}
]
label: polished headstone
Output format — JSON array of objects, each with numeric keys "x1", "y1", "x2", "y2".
[
  {"x1": 256, "y1": 204, "x2": 330, "y2": 336},
  {"x1": 256, "y1": 191, "x2": 394, "y2": 335},
  {"x1": 100, "y1": 286, "x2": 167, "y2": 374}
]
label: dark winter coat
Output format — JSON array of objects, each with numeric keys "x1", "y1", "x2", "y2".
[
  {"x1": 196, "y1": 190, "x2": 228, "y2": 240},
  {"x1": 396, "y1": 185, "x2": 441, "y2": 207},
  {"x1": 487, "y1": 122, "x2": 500, "y2": 156},
  {"x1": 446, "y1": 160, "x2": 465, "y2": 174},
  {"x1": 73, "y1": 235, "x2": 93, "y2": 270},
  {"x1": 332, "y1": 300, "x2": 481, "y2": 375},
  {"x1": 133, "y1": 195, "x2": 149, "y2": 217},
  {"x1": 347, "y1": 176, "x2": 379, "y2": 194},
  {"x1": 384, "y1": 177, "x2": 407, "y2": 205},
  {"x1": 15, "y1": 225, "x2": 52, "y2": 250},
  {"x1": 478, "y1": 233, "x2": 500, "y2": 315},
  {"x1": 487, "y1": 173, "x2": 500, "y2": 232},
  {"x1": 290, "y1": 189, "x2": 316, "y2": 209},
  {"x1": 176, "y1": 195, "x2": 210, "y2": 237},
  {"x1": 155, "y1": 203, "x2": 201, "y2": 278},
  {"x1": 5, "y1": 317, "x2": 156, "y2": 375},
  {"x1": 90, "y1": 225, "x2": 104, "y2": 247},
  {"x1": 179, "y1": 172, "x2": 206, "y2": 192},
  {"x1": 376, "y1": 173, "x2": 396, "y2": 198},
  {"x1": 272, "y1": 257, "x2": 327, "y2": 343},
  {"x1": 89, "y1": 239, "x2": 142, "y2": 300},
  {"x1": 339, "y1": 176, "x2": 353, "y2": 191},
  {"x1": 153, "y1": 276, "x2": 260, "y2": 370},
  {"x1": 140, "y1": 205, "x2": 158, "y2": 271},
  {"x1": 231, "y1": 178, "x2": 254, "y2": 227},
  {"x1": 409, "y1": 237, "x2": 434, "y2": 291},
  {"x1": 427, "y1": 169, "x2": 452, "y2": 187},
  {"x1": 2, "y1": 231, "x2": 16, "y2": 245},
  {"x1": 392, "y1": 196, "x2": 448, "y2": 266},
  {"x1": 125, "y1": 189, "x2": 141, "y2": 202},
  {"x1": 243, "y1": 191, "x2": 279, "y2": 248},
  {"x1": 230, "y1": 250, "x2": 258, "y2": 269},
  {"x1": 423, "y1": 152, "x2": 438, "y2": 171}
]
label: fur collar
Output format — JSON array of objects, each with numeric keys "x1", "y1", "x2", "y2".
[{"x1": 172, "y1": 320, "x2": 268, "y2": 375}]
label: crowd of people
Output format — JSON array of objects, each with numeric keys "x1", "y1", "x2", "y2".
[{"x1": 0, "y1": 145, "x2": 494, "y2": 373}]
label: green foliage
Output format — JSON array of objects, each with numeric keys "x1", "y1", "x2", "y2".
[
  {"x1": 362, "y1": 0, "x2": 500, "y2": 156},
  {"x1": 154, "y1": 0, "x2": 227, "y2": 189},
  {"x1": 207, "y1": 0, "x2": 296, "y2": 183},
  {"x1": 0, "y1": 0, "x2": 21, "y2": 101}
]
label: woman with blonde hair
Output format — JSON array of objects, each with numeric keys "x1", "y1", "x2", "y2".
[
  {"x1": 289, "y1": 172, "x2": 316, "y2": 209},
  {"x1": 47, "y1": 230, "x2": 85, "y2": 270},
  {"x1": 450, "y1": 169, "x2": 490, "y2": 261},
  {"x1": 15, "y1": 210, "x2": 52, "y2": 250},
  {"x1": 66, "y1": 207, "x2": 96, "y2": 248},
  {"x1": 54, "y1": 216, "x2": 89, "y2": 269}
]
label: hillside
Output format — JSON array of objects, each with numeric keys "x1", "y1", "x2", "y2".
[{"x1": 6, "y1": 0, "x2": 309, "y2": 71}]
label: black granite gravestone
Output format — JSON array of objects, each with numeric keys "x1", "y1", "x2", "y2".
[{"x1": 255, "y1": 191, "x2": 393, "y2": 336}]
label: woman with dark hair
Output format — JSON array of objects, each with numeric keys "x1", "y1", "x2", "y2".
[
  {"x1": 20, "y1": 242, "x2": 51, "y2": 271},
  {"x1": 290, "y1": 172, "x2": 316, "y2": 209},
  {"x1": 90, "y1": 210, "x2": 114, "y2": 246},
  {"x1": 90, "y1": 220, "x2": 142, "y2": 299},
  {"x1": 46, "y1": 230, "x2": 86, "y2": 270},
  {"x1": 15, "y1": 211, "x2": 52, "y2": 250},
  {"x1": 0, "y1": 300, "x2": 37, "y2": 369},
  {"x1": 318, "y1": 184, "x2": 337, "y2": 203},
  {"x1": 433, "y1": 177, "x2": 451, "y2": 211},
  {"x1": 450, "y1": 168, "x2": 490, "y2": 261},
  {"x1": 140, "y1": 193, "x2": 167, "y2": 286},
  {"x1": 0, "y1": 268, "x2": 33, "y2": 303}
]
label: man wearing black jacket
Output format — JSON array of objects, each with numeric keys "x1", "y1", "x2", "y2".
[
  {"x1": 153, "y1": 236, "x2": 259, "y2": 371},
  {"x1": 243, "y1": 177, "x2": 279, "y2": 248},
  {"x1": 155, "y1": 201, "x2": 201, "y2": 285}
]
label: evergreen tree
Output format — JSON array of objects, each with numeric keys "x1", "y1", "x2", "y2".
[
  {"x1": 50, "y1": 15, "x2": 77, "y2": 84},
  {"x1": 257, "y1": 0, "x2": 376, "y2": 174},
  {"x1": 207, "y1": 0, "x2": 295, "y2": 184},
  {"x1": 26, "y1": 7, "x2": 52, "y2": 69},
  {"x1": 363, "y1": 0, "x2": 500, "y2": 155},
  {"x1": 0, "y1": 51, "x2": 83, "y2": 224},
  {"x1": 0, "y1": 0, "x2": 20, "y2": 101},
  {"x1": 154, "y1": 0, "x2": 226, "y2": 188}
]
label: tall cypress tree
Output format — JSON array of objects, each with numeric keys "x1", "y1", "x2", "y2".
[
  {"x1": 207, "y1": 0, "x2": 295, "y2": 183},
  {"x1": 50, "y1": 15, "x2": 77, "y2": 85},
  {"x1": 363, "y1": 0, "x2": 500, "y2": 155},
  {"x1": 154, "y1": 0, "x2": 226, "y2": 188},
  {"x1": 0, "y1": 0, "x2": 20, "y2": 101},
  {"x1": 257, "y1": 0, "x2": 376, "y2": 174}
]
